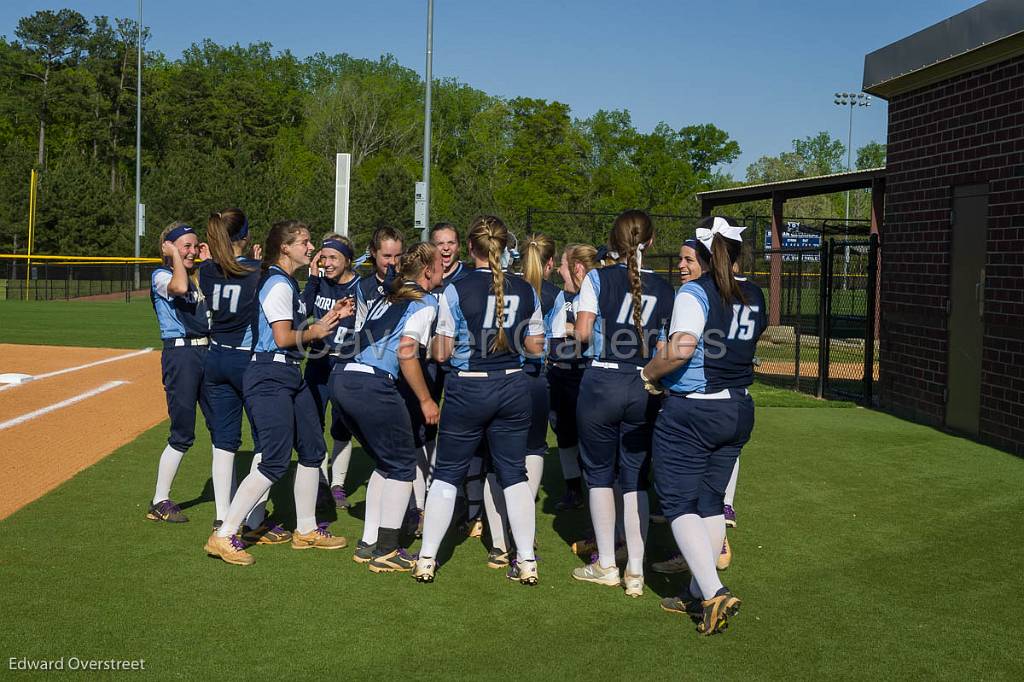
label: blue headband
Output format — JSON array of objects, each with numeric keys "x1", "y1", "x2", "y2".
[
  {"x1": 164, "y1": 225, "x2": 195, "y2": 243},
  {"x1": 683, "y1": 238, "x2": 698, "y2": 249},
  {"x1": 322, "y1": 240, "x2": 354, "y2": 261},
  {"x1": 230, "y1": 216, "x2": 249, "y2": 242}
]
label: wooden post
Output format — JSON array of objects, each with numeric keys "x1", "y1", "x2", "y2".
[{"x1": 769, "y1": 193, "x2": 784, "y2": 326}]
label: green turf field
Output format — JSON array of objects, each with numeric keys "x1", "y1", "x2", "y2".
[
  {"x1": 0, "y1": 299, "x2": 160, "y2": 348},
  {"x1": 2, "y1": 400, "x2": 1022, "y2": 677},
  {"x1": 2, "y1": 301, "x2": 1021, "y2": 677}
]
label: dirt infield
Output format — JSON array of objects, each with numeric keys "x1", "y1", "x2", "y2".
[
  {"x1": 0, "y1": 344, "x2": 166, "y2": 520},
  {"x1": 757, "y1": 360, "x2": 879, "y2": 381}
]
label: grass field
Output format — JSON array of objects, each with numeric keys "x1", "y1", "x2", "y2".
[{"x1": 1, "y1": 301, "x2": 1022, "y2": 678}]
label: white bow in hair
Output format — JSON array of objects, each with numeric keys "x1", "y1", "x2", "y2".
[{"x1": 696, "y1": 217, "x2": 746, "y2": 250}]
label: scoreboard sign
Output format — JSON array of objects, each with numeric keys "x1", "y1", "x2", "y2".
[{"x1": 765, "y1": 224, "x2": 821, "y2": 261}]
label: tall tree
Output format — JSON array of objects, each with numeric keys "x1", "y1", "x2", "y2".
[{"x1": 15, "y1": 9, "x2": 90, "y2": 166}]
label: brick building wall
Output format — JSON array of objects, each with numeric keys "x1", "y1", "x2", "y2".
[{"x1": 882, "y1": 54, "x2": 1024, "y2": 455}]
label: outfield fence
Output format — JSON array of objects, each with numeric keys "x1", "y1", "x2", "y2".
[{"x1": 2, "y1": 235, "x2": 881, "y2": 404}]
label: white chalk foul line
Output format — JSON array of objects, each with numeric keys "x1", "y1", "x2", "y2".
[
  {"x1": 0, "y1": 347, "x2": 152, "y2": 392},
  {"x1": 0, "y1": 381, "x2": 129, "y2": 431}
]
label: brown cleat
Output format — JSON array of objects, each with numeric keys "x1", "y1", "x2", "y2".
[
  {"x1": 291, "y1": 524, "x2": 348, "y2": 550},
  {"x1": 241, "y1": 522, "x2": 292, "y2": 546},
  {"x1": 204, "y1": 532, "x2": 255, "y2": 566}
]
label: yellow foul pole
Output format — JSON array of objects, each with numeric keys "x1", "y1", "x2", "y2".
[{"x1": 24, "y1": 169, "x2": 38, "y2": 300}]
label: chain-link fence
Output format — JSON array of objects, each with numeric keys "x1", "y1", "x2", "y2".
[
  {"x1": 646, "y1": 234, "x2": 879, "y2": 404},
  {"x1": 0, "y1": 259, "x2": 163, "y2": 302}
]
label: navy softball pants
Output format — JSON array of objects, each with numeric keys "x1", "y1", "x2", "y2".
[
  {"x1": 652, "y1": 391, "x2": 754, "y2": 520},
  {"x1": 243, "y1": 360, "x2": 326, "y2": 482},
  {"x1": 160, "y1": 344, "x2": 211, "y2": 453},
  {"x1": 203, "y1": 344, "x2": 261, "y2": 452},
  {"x1": 332, "y1": 368, "x2": 417, "y2": 481},
  {"x1": 433, "y1": 371, "x2": 530, "y2": 489},
  {"x1": 576, "y1": 366, "x2": 659, "y2": 493},
  {"x1": 523, "y1": 362, "x2": 550, "y2": 457},
  {"x1": 547, "y1": 365, "x2": 584, "y2": 448},
  {"x1": 304, "y1": 355, "x2": 352, "y2": 443}
]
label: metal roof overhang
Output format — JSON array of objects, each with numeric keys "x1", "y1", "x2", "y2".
[
  {"x1": 862, "y1": 0, "x2": 1024, "y2": 100},
  {"x1": 696, "y1": 167, "x2": 886, "y2": 209}
]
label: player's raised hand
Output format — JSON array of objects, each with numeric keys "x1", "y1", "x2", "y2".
[
  {"x1": 309, "y1": 250, "x2": 322, "y2": 277},
  {"x1": 251, "y1": 243, "x2": 262, "y2": 260},
  {"x1": 198, "y1": 242, "x2": 211, "y2": 261}
]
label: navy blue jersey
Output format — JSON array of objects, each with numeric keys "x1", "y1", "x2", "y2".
[
  {"x1": 303, "y1": 273, "x2": 360, "y2": 353},
  {"x1": 252, "y1": 265, "x2": 306, "y2": 361},
  {"x1": 354, "y1": 290, "x2": 438, "y2": 377},
  {"x1": 576, "y1": 264, "x2": 674, "y2": 366},
  {"x1": 661, "y1": 275, "x2": 767, "y2": 393},
  {"x1": 433, "y1": 261, "x2": 471, "y2": 294},
  {"x1": 525, "y1": 279, "x2": 561, "y2": 365},
  {"x1": 356, "y1": 273, "x2": 389, "y2": 318},
  {"x1": 435, "y1": 269, "x2": 544, "y2": 371},
  {"x1": 548, "y1": 290, "x2": 585, "y2": 364},
  {"x1": 150, "y1": 267, "x2": 209, "y2": 339},
  {"x1": 198, "y1": 257, "x2": 261, "y2": 347}
]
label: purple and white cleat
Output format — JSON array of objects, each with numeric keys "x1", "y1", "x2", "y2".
[{"x1": 723, "y1": 504, "x2": 737, "y2": 528}]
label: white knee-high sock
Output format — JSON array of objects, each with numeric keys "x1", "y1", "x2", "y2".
[
  {"x1": 724, "y1": 458, "x2": 740, "y2": 507},
  {"x1": 420, "y1": 480, "x2": 458, "y2": 558},
  {"x1": 671, "y1": 514, "x2": 723, "y2": 599},
  {"x1": 244, "y1": 453, "x2": 268, "y2": 529},
  {"x1": 380, "y1": 478, "x2": 412, "y2": 529},
  {"x1": 622, "y1": 491, "x2": 649, "y2": 576},
  {"x1": 294, "y1": 463, "x2": 320, "y2": 534},
  {"x1": 558, "y1": 446, "x2": 581, "y2": 479},
  {"x1": 613, "y1": 484, "x2": 625, "y2": 544},
  {"x1": 525, "y1": 454, "x2": 544, "y2": 500},
  {"x1": 361, "y1": 470, "x2": 386, "y2": 545},
  {"x1": 483, "y1": 474, "x2": 508, "y2": 552},
  {"x1": 218, "y1": 469, "x2": 273, "y2": 538},
  {"x1": 152, "y1": 445, "x2": 185, "y2": 505},
  {"x1": 466, "y1": 455, "x2": 484, "y2": 519},
  {"x1": 503, "y1": 482, "x2": 536, "y2": 562},
  {"x1": 413, "y1": 446, "x2": 429, "y2": 509},
  {"x1": 589, "y1": 487, "x2": 616, "y2": 568},
  {"x1": 702, "y1": 514, "x2": 727, "y2": 562},
  {"x1": 211, "y1": 447, "x2": 235, "y2": 521},
  {"x1": 331, "y1": 440, "x2": 352, "y2": 489}
]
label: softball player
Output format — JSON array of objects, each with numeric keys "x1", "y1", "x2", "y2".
[
  {"x1": 481, "y1": 233, "x2": 559, "y2": 567},
  {"x1": 413, "y1": 216, "x2": 545, "y2": 585},
  {"x1": 357, "y1": 226, "x2": 404, "y2": 317},
  {"x1": 146, "y1": 222, "x2": 210, "y2": 524},
  {"x1": 197, "y1": 209, "x2": 287, "y2": 541},
  {"x1": 571, "y1": 210, "x2": 674, "y2": 598},
  {"x1": 401, "y1": 223, "x2": 472, "y2": 535},
  {"x1": 204, "y1": 220, "x2": 352, "y2": 566},
  {"x1": 303, "y1": 233, "x2": 361, "y2": 509},
  {"x1": 331, "y1": 242, "x2": 442, "y2": 573},
  {"x1": 548, "y1": 244, "x2": 603, "y2": 511},
  {"x1": 642, "y1": 216, "x2": 766, "y2": 635}
]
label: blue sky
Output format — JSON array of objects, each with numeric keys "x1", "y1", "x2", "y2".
[{"x1": 1, "y1": 0, "x2": 980, "y2": 176}]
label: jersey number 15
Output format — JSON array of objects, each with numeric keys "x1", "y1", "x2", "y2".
[{"x1": 727, "y1": 305, "x2": 760, "y2": 341}]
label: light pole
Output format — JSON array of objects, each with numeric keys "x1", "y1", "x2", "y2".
[
  {"x1": 134, "y1": 0, "x2": 143, "y2": 288},
  {"x1": 419, "y1": 0, "x2": 434, "y2": 242},
  {"x1": 834, "y1": 91, "x2": 870, "y2": 288},
  {"x1": 833, "y1": 92, "x2": 871, "y2": 224}
]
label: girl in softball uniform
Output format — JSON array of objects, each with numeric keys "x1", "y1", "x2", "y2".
[{"x1": 146, "y1": 222, "x2": 210, "y2": 524}]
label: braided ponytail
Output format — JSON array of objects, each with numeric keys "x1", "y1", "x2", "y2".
[
  {"x1": 389, "y1": 242, "x2": 437, "y2": 303},
  {"x1": 469, "y1": 215, "x2": 511, "y2": 353},
  {"x1": 609, "y1": 209, "x2": 654, "y2": 356}
]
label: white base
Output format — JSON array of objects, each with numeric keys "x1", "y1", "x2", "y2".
[{"x1": 0, "y1": 373, "x2": 33, "y2": 385}]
